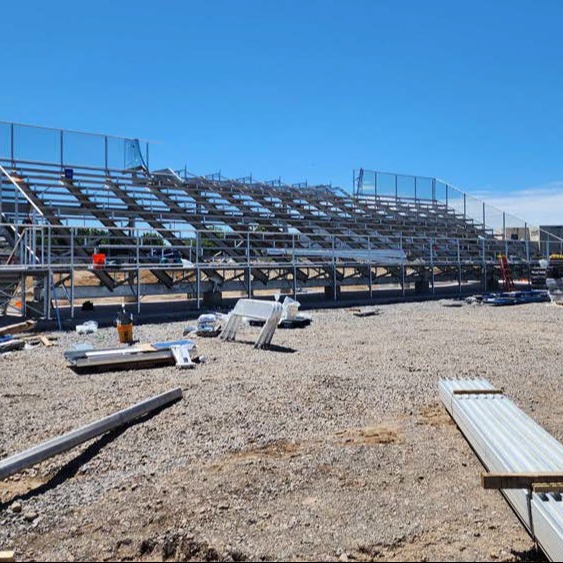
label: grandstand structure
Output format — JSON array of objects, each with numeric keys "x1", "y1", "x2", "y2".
[{"x1": 0, "y1": 120, "x2": 561, "y2": 320}]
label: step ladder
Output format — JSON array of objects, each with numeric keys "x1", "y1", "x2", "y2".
[{"x1": 499, "y1": 254, "x2": 515, "y2": 292}]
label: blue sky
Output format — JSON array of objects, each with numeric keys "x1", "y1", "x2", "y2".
[{"x1": 2, "y1": 0, "x2": 562, "y2": 224}]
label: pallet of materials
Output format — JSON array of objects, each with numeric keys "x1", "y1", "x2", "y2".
[{"x1": 65, "y1": 339, "x2": 196, "y2": 372}]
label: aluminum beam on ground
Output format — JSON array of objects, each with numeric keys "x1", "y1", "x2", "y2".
[
  {"x1": 0, "y1": 388, "x2": 183, "y2": 481},
  {"x1": 439, "y1": 379, "x2": 563, "y2": 562}
]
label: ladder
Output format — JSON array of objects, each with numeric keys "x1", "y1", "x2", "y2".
[{"x1": 499, "y1": 254, "x2": 515, "y2": 292}]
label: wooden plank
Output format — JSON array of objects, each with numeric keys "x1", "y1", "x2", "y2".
[
  {"x1": 73, "y1": 350, "x2": 173, "y2": 368},
  {"x1": 40, "y1": 336, "x2": 55, "y2": 347},
  {"x1": 482, "y1": 472, "x2": 563, "y2": 490},
  {"x1": 0, "y1": 551, "x2": 15, "y2": 562},
  {"x1": 0, "y1": 321, "x2": 36, "y2": 337},
  {"x1": 532, "y1": 482, "x2": 563, "y2": 494},
  {"x1": 0, "y1": 388, "x2": 183, "y2": 480},
  {"x1": 453, "y1": 389, "x2": 504, "y2": 396}
]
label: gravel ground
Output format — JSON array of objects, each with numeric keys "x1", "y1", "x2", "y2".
[{"x1": 0, "y1": 300, "x2": 560, "y2": 562}]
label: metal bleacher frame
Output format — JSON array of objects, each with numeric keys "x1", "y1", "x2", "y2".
[{"x1": 0, "y1": 120, "x2": 562, "y2": 320}]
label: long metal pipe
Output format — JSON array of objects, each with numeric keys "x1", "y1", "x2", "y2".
[{"x1": 0, "y1": 387, "x2": 183, "y2": 481}]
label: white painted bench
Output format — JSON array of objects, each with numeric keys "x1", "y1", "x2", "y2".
[{"x1": 221, "y1": 299, "x2": 283, "y2": 349}]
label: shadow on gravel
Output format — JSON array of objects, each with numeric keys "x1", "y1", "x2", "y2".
[
  {"x1": 0, "y1": 404, "x2": 171, "y2": 508},
  {"x1": 511, "y1": 546, "x2": 548, "y2": 562},
  {"x1": 230, "y1": 339, "x2": 297, "y2": 353}
]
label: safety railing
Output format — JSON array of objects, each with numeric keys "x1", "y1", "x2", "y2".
[
  {"x1": 0, "y1": 121, "x2": 149, "y2": 171},
  {"x1": 0, "y1": 223, "x2": 553, "y2": 271},
  {"x1": 354, "y1": 168, "x2": 563, "y2": 249}
]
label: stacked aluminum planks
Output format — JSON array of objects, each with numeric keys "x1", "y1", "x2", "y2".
[{"x1": 439, "y1": 379, "x2": 563, "y2": 562}]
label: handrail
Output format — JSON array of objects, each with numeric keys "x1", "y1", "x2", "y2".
[{"x1": 0, "y1": 163, "x2": 45, "y2": 218}]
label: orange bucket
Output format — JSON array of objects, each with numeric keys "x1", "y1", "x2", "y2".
[
  {"x1": 92, "y1": 253, "x2": 106, "y2": 269},
  {"x1": 117, "y1": 323, "x2": 134, "y2": 343}
]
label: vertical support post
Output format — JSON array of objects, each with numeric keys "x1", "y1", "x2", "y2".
[
  {"x1": 46, "y1": 270, "x2": 52, "y2": 320},
  {"x1": 60, "y1": 130, "x2": 64, "y2": 168},
  {"x1": 10, "y1": 123, "x2": 15, "y2": 167},
  {"x1": 482, "y1": 237, "x2": 487, "y2": 292},
  {"x1": 136, "y1": 234, "x2": 141, "y2": 315},
  {"x1": 394, "y1": 174, "x2": 398, "y2": 201},
  {"x1": 47, "y1": 225, "x2": 52, "y2": 268},
  {"x1": 146, "y1": 143, "x2": 150, "y2": 170},
  {"x1": 20, "y1": 273, "x2": 26, "y2": 319},
  {"x1": 292, "y1": 233, "x2": 297, "y2": 300},
  {"x1": 19, "y1": 226, "x2": 25, "y2": 265},
  {"x1": 246, "y1": 231, "x2": 252, "y2": 298},
  {"x1": 400, "y1": 235, "x2": 405, "y2": 297},
  {"x1": 414, "y1": 177, "x2": 417, "y2": 202},
  {"x1": 457, "y1": 239, "x2": 462, "y2": 294},
  {"x1": 445, "y1": 183, "x2": 449, "y2": 207},
  {"x1": 196, "y1": 231, "x2": 201, "y2": 310},
  {"x1": 463, "y1": 193, "x2": 466, "y2": 220},
  {"x1": 104, "y1": 136, "x2": 108, "y2": 170},
  {"x1": 432, "y1": 178, "x2": 436, "y2": 202},
  {"x1": 374, "y1": 172, "x2": 377, "y2": 198},
  {"x1": 368, "y1": 236, "x2": 373, "y2": 299},
  {"x1": 332, "y1": 235, "x2": 337, "y2": 302},
  {"x1": 70, "y1": 227, "x2": 75, "y2": 319},
  {"x1": 430, "y1": 238, "x2": 435, "y2": 295}
]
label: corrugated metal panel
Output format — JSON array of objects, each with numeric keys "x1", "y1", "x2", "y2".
[{"x1": 439, "y1": 379, "x2": 563, "y2": 562}]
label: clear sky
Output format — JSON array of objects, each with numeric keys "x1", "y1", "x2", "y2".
[{"x1": 2, "y1": 0, "x2": 562, "y2": 224}]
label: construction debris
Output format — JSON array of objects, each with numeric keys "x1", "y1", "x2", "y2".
[
  {"x1": 546, "y1": 255, "x2": 563, "y2": 305},
  {"x1": 0, "y1": 336, "x2": 25, "y2": 354},
  {"x1": 350, "y1": 307, "x2": 381, "y2": 317},
  {"x1": 75, "y1": 320, "x2": 98, "y2": 335},
  {"x1": 0, "y1": 320, "x2": 37, "y2": 337},
  {"x1": 221, "y1": 299, "x2": 283, "y2": 349},
  {"x1": 0, "y1": 388, "x2": 183, "y2": 481},
  {"x1": 65, "y1": 339, "x2": 196, "y2": 373},
  {"x1": 195, "y1": 314, "x2": 221, "y2": 337},
  {"x1": 468, "y1": 290, "x2": 550, "y2": 306},
  {"x1": 170, "y1": 345, "x2": 195, "y2": 369}
]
